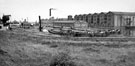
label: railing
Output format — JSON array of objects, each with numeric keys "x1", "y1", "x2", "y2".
[{"x1": 124, "y1": 25, "x2": 135, "y2": 29}]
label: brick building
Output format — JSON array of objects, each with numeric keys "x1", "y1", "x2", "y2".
[
  {"x1": 109, "y1": 12, "x2": 135, "y2": 36},
  {"x1": 87, "y1": 14, "x2": 93, "y2": 27},
  {"x1": 78, "y1": 15, "x2": 83, "y2": 20},
  {"x1": 68, "y1": 15, "x2": 73, "y2": 20},
  {"x1": 82, "y1": 14, "x2": 87, "y2": 22},
  {"x1": 99, "y1": 12, "x2": 107, "y2": 27},
  {"x1": 92, "y1": 13, "x2": 99, "y2": 27},
  {"x1": 73, "y1": 11, "x2": 135, "y2": 36},
  {"x1": 74, "y1": 15, "x2": 79, "y2": 21},
  {"x1": 53, "y1": 20, "x2": 88, "y2": 29}
]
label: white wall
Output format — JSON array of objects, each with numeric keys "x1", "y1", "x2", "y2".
[{"x1": 114, "y1": 15, "x2": 121, "y2": 27}]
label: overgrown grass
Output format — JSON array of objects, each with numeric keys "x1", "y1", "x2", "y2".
[{"x1": 49, "y1": 51, "x2": 78, "y2": 66}]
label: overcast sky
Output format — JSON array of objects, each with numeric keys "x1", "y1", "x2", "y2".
[{"x1": 0, "y1": 0, "x2": 135, "y2": 22}]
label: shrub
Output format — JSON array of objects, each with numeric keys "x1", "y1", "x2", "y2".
[
  {"x1": 50, "y1": 45, "x2": 58, "y2": 48},
  {"x1": 49, "y1": 52, "x2": 77, "y2": 66}
]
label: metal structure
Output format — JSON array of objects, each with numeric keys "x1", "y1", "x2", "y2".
[
  {"x1": 1, "y1": 15, "x2": 11, "y2": 26},
  {"x1": 49, "y1": 8, "x2": 56, "y2": 18}
]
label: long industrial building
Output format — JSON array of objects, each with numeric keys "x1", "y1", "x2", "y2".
[{"x1": 74, "y1": 11, "x2": 135, "y2": 36}]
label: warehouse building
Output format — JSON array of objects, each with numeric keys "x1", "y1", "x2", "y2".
[
  {"x1": 52, "y1": 20, "x2": 88, "y2": 29},
  {"x1": 41, "y1": 19, "x2": 53, "y2": 27},
  {"x1": 74, "y1": 11, "x2": 135, "y2": 36}
]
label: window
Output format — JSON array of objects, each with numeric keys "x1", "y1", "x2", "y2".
[
  {"x1": 104, "y1": 21, "x2": 107, "y2": 23},
  {"x1": 104, "y1": 18, "x2": 107, "y2": 20},
  {"x1": 107, "y1": 18, "x2": 111, "y2": 21},
  {"x1": 125, "y1": 18, "x2": 131, "y2": 26},
  {"x1": 91, "y1": 21, "x2": 93, "y2": 23}
]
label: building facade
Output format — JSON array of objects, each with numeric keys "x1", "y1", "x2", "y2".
[
  {"x1": 74, "y1": 11, "x2": 135, "y2": 36},
  {"x1": 87, "y1": 14, "x2": 93, "y2": 27},
  {"x1": 52, "y1": 20, "x2": 88, "y2": 29},
  {"x1": 68, "y1": 15, "x2": 73, "y2": 20}
]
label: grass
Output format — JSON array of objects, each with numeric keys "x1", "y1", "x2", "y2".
[
  {"x1": 1, "y1": 28, "x2": 135, "y2": 66},
  {"x1": 49, "y1": 51, "x2": 77, "y2": 66}
]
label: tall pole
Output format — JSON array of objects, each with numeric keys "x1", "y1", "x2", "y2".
[
  {"x1": 49, "y1": 8, "x2": 52, "y2": 17},
  {"x1": 39, "y1": 16, "x2": 42, "y2": 32}
]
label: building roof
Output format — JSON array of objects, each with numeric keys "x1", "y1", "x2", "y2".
[
  {"x1": 100, "y1": 12, "x2": 107, "y2": 15},
  {"x1": 108, "y1": 11, "x2": 135, "y2": 16},
  {"x1": 53, "y1": 20, "x2": 87, "y2": 24},
  {"x1": 53, "y1": 20, "x2": 76, "y2": 23}
]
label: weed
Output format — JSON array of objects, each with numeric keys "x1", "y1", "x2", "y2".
[
  {"x1": 83, "y1": 47, "x2": 100, "y2": 53},
  {"x1": 49, "y1": 52, "x2": 77, "y2": 66},
  {"x1": 50, "y1": 45, "x2": 58, "y2": 48},
  {"x1": 42, "y1": 41, "x2": 52, "y2": 45}
]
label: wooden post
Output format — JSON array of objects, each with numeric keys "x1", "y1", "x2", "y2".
[{"x1": 39, "y1": 16, "x2": 42, "y2": 32}]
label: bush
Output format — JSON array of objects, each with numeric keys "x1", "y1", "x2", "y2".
[
  {"x1": 49, "y1": 52, "x2": 77, "y2": 66},
  {"x1": 50, "y1": 45, "x2": 58, "y2": 48}
]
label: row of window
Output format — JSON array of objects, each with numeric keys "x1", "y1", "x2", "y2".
[{"x1": 74, "y1": 13, "x2": 112, "y2": 21}]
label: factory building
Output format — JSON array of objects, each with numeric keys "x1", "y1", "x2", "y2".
[
  {"x1": 52, "y1": 20, "x2": 88, "y2": 29},
  {"x1": 74, "y1": 11, "x2": 135, "y2": 36},
  {"x1": 111, "y1": 12, "x2": 135, "y2": 36}
]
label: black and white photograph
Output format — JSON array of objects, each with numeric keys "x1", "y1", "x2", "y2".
[{"x1": 0, "y1": 0, "x2": 135, "y2": 66}]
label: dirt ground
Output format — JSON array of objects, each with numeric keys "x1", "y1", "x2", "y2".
[{"x1": 0, "y1": 28, "x2": 135, "y2": 66}]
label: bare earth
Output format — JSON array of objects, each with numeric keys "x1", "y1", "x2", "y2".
[{"x1": 0, "y1": 28, "x2": 135, "y2": 66}]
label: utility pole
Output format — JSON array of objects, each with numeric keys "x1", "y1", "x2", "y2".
[{"x1": 39, "y1": 16, "x2": 42, "y2": 32}]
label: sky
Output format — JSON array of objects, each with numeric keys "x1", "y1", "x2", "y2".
[{"x1": 0, "y1": 0, "x2": 135, "y2": 22}]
